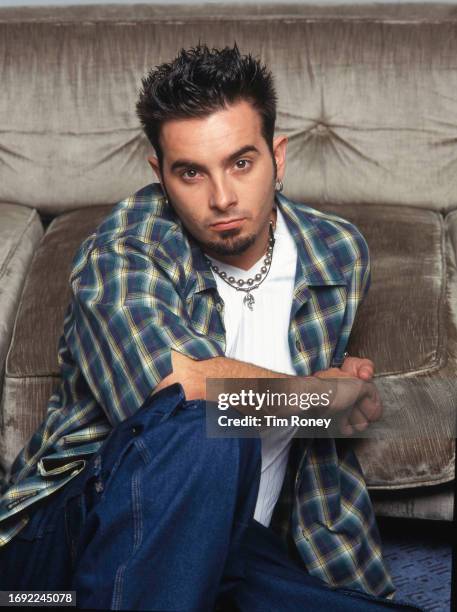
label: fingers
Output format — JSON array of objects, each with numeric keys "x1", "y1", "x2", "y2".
[
  {"x1": 357, "y1": 386, "x2": 383, "y2": 423},
  {"x1": 338, "y1": 380, "x2": 383, "y2": 436},
  {"x1": 339, "y1": 404, "x2": 375, "y2": 436},
  {"x1": 341, "y1": 356, "x2": 375, "y2": 381},
  {"x1": 340, "y1": 404, "x2": 371, "y2": 435},
  {"x1": 323, "y1": 377, "x2": 383, "y2": 423},
  {"x1": 348, "y1": 406, "x2": 369, "y2": 432},
  {"x1": 340, "y1": 358, "x2": 359, "y2": 378},
  {"x1": 358, "y1": 361, "x2": 374, "y2": 381},
  {"x1": 339, "y1": 414, "x2": 354, "y2": 436}
]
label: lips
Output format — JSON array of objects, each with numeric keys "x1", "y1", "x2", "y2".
[{"x1": 210, "y1": 218, "x2": 245, "y2": 231}]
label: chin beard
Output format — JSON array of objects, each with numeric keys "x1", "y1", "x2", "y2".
[{"x1": 199, "y1": 231, "x2": 257, "y2": 257}]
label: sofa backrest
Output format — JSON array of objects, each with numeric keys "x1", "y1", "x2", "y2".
[{"x1": 1, "y1": 2, "x2": 457, "y2": 215}]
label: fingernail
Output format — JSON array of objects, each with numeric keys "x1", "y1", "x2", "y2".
[{"x1": 355, "y1": 421, "x2": 368, "y2": 431}]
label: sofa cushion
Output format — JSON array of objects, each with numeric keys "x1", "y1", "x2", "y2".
[
  {"x1": 1, "y1": 202, "x2": 455, "y2": 504},
  {"x1": 0, "y1": 205, "x2": 110, "y2": 471},
  {"x1": 321, "y1": 203, "x2": 448, "y2": 377},
  {"x1": 0, "y1": 203, "x2": 43, "y2": 383},
  {"x1": 5, "y1": 206, "x2": 111, "y2": 377},
  {"x1": 316, "y1": 202, "x2": 455, "y2": 490}
]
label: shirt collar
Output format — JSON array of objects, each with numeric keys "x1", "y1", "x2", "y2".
[{"x1": 275, "y1": 193, "x2": 346, "y2": 285}]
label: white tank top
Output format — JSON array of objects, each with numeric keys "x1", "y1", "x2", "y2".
[{"x1": 207, "y1": 207, "x2": 298, "y2": 526}]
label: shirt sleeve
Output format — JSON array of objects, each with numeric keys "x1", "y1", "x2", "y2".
[
  {"x1": 330, "y1": 223, "x2": 371, "y2": 367},
  {"x1": 65, "y1": 237, "x2": 221, "y2": 425}
]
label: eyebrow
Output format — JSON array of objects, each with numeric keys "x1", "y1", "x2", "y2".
[{"x1": 170, "y1": 145, "x2": 260, "y2": 173}]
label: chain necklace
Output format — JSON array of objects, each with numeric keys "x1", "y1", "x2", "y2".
[{"x1": 205, "y1": 222, "x2": 275, "y2": 311}]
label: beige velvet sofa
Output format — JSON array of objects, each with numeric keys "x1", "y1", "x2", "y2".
[{"x1": 0, "y1": 2, "x2": 455, "y2": 521}]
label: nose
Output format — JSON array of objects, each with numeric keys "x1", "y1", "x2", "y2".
[{"x1": 209, "y1": 175, "x2": 237, "y2": 211}]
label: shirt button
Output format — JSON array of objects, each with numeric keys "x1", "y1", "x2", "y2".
[{"x1": 215, "y1": 302, "x2": 223, "y2": 313}]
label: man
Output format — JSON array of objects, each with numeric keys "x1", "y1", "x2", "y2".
[{"x1": 0, "y1": 45, "x2": 421, "y2": 611}]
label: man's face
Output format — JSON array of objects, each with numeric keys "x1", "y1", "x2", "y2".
[{"x1": 149, "y1": 100, "x2": 287, "y2": 269}]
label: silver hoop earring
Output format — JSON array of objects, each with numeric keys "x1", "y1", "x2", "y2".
[{"x1": 275, "y1": 180, "x2": 283, "y2": 192}]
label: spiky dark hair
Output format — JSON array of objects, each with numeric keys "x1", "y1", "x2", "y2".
[{"x1": 136, "y1": 43, "x2": 277, "y2": 168}]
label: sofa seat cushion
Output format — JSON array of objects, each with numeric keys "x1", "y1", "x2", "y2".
[
  {"x1": 315, "y1": 203, "x2": 455, "y2": 491},
  {"x1": 0, "y1": 203, "x2": 43, "y2": 381},
  {"x1": 322, "y1": 203, "x2": 447, "y2": 377},
  {"x1": 6, "y1": 205, "x2": 112, "y2": 378},
  {"x1": 1, "y1": 203, "x2": 455, "y2": 504}
]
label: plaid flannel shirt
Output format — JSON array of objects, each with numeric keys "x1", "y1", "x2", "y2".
[{"x1": 0, "y1": 183, "x2": 394, "y2": 598}]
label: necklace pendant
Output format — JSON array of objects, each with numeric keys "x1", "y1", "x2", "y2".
[{"x1": 243, "y1": 292, "x2": 255, "y2": 310}]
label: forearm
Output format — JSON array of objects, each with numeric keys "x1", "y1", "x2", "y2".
[
  {"x1": 153, "y1": 350, "x2": 381, "y2": 430},
  {"x1": 155, "y1": 349, "x2": 318, "y2": 401}
]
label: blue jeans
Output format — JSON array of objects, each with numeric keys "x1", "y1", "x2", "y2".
[{"x1": 0, "y1": 384, "x2": 423, "y2": 611}]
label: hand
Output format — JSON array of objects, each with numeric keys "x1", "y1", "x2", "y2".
[
  {"x1": 341, "y1": 356, "x2": 374, "y2": 381},
  {"x1": 314, "y1": 366, "x2": 382, "y2": 435}
]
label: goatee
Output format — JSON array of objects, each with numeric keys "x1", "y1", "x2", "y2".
[{"x1": 199, "y1": 231, "x2": 257, "y2": 257}]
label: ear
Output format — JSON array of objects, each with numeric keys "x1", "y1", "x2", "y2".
[
  {"x1": 147, "y1": 156, "x2": 162, "y2": 184},
  {"x1": 272, "y1": 135, "x2": 288, "y2": 182}
]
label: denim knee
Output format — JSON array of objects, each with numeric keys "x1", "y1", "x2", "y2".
[
  {"x1": 143, "y1": 398, "x2": 261, "y2": 494},
  {"x1": 142, "y1": 398, "x2": 261, "y2": 476}
]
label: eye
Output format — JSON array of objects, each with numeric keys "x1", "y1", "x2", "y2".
[
  {"x1": 235, "y1": 159, "x2": 251, "y2": 170},
  {"x1": 182, "y1": 168, "x2": 199, "y2": 180}
]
